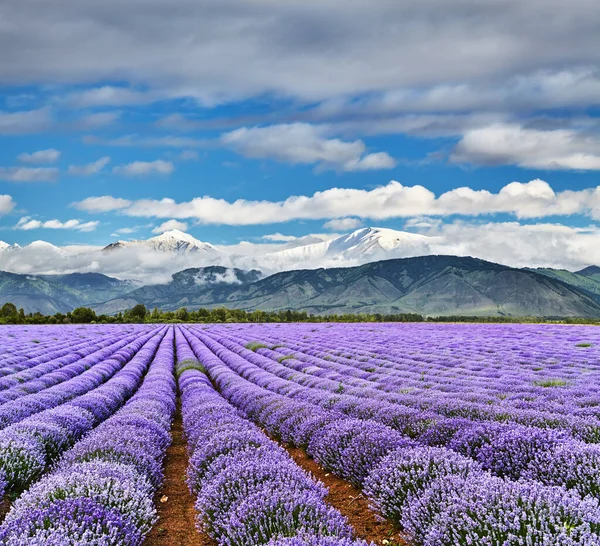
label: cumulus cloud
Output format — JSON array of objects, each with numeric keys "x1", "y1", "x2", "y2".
[
  {"x1": 1, "y1": 1, "x2": 599, "y2": 108},
  {"x1": 65, "y1": 86, "x2": 158, "y2": 108},
  {"x1": 0, "y1": 219, "x2": 599, "y2": 283},
  {"x1": 451, "y1": 123, "x2": 600, "y2": 170},
  {"x1": 68, "y1": 157, "x2": 110, "y2": 176},
  {"x1": 17, "y1": 148, "x2": 61, "y2": 164},
  {"x1": 0, "y1": 108, "x2": 52, "y2": 134},
  {"x1": 72, "y1": 112, "x2": 120, "y2": 130},
  {"x1": 221, "y1": 123, "x2": 396, "y2": 172},
  {"x1": 14, "y1": 217, "x2": 99, "y2": 232},
  {"x1": 0, "y1": 167, "x2": 58, "y2": 183},
  {"x1": 70, "y1": 179, "x2": 600, "y2": 225},
  {"x1": 424, "y1": 221, "x2": 600, "y2": 271},
  {"x1": 110, "y1": 227, "x2": 139, "y2": 237},
  {"x1": 72, "y1": 196, "x2": 132, "y2": 213},
  {"x1": 193, "y1": 269, "x2": 243, "y2": 286},
  {"x1": 112, "y1": 160, "x2": 174, "y2": 176},
  {"x1": 0, "y1": 195, "x2": 16, "y2": 215},
  {"x1": 323, "y1": 218, "x2": 364, "y2": 231},
  {"x1": 83, "y1": 134, "x2": 207, "y2": 149},
  {"x1": 152, "y1": 220, "x2": 188, "y2": 233},
  {"x1": 261, "y1": 233, "x2": 302, "y2": 242}
]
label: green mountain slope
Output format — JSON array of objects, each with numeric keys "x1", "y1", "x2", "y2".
[
  {"x1": 530, "y1": 268, "x2": 600, "y2": 301},
  {"x1": 0, "y1": 271, "x2": 137, "y2": 314},
  {"x1": 100, "y1": 257, "x2": 600, "y2": 317}
]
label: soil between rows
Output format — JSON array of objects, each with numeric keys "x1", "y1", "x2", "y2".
[
  {"x1": 285, "y1": 446, "x2": 409, "y2": 546},
  {"x1": 145, "y1": 397, "x2": 406, "y2": 545},
  {"x1": 144, "y1": 402, "x2": 215, "y2": 546}
]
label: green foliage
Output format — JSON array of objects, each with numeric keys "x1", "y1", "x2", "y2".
[
  {"x1": 70, "y1": 307, "x2": 97, "y2": 324},
  {"x1": 175, "y1": 359, "x2": 206, "y2": 378},
  {"x1": 576, "y1": 342, "x2": 593, "y2": 347},
  {"x1": 277, "y1": 355, "x2": 295, "y2": 363},
  {"x1": 123, "y1": 304, "x2": 147, "y2": 323},
  {"x1": 245, "y1": 342, "x2": 268, "y2": 351},
  {"x1": 0, "y1": 302, "x2": 17, "y2": 318},
  {"x1": 2, "y1": 299, "x2": 600, "y2": 325},
  {"x1": 533, "y1": 379, "x2": 569, "y2": 388}
]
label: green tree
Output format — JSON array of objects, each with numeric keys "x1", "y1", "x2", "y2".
[
  {"x1": 125, "y1": 304, "x2": 147, "y2": 323},
  {"x1": 71, "y1": 307, "x2": 97, "y2": 323},
  {"x1": 0, "y1": 302, "x2": 17, "y2": 318},
  {"x1": 176, "y1": 307, "x2": 189, "y2": 322}
]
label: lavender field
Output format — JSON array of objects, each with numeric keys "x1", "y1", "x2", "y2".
[{"x1": 0, "y1": 323, "x2": 599, "y2": 545}]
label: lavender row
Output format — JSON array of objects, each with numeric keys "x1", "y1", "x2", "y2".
[
  {"x1": 209, "y1": 326, "x2": 600, "y2": 433},
  {"x1": 212, "y1": 323, "x2": 600, "y2": 416},
  {"x1": 176, "y1": 327, "x2": 367, "y2": 546},
  {"x1": 186, "y1": 326, "x2": 600, "y2": 497},
  {"x1": 181, "y1": 326, "x2": 600, "y2": 545},
  {"x1": 0, "y1": 330, "x2": 143, "y2": 402},
  {"x1": 0, "y1": 327, "x2": 176, "y2": 545},
  {"x1": 0, "y1": 324, "x2": 146, "y2": 374},
  {"x1": 0, "y1": 326, "x2": 163, "y2": 430},
  {"x1": 0, "y1": 326, "x2": 167, "y2": 492}
]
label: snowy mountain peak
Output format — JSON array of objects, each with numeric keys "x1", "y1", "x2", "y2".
[
  {"x1": 26, "y1": 240, "x2": 63, "y2": 251},
  {"x1": 151, "y1": 229, "x2": 201, "y2": 244},
  {"x1": 325, "y1": 227, "x2": 432, "y2": 255},
  {"x1": 0, "y1": 241, "x2": 9, "y2": 251},
  {"x1": 103, "y1": 229, "x2": 221, "y2": 255},
  {"x1": 256, "y1": 226, "x2": 435, "y2": 271}
]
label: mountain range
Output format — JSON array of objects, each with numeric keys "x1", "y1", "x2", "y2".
[
  {"x1": 0, "y1": 227, "x2": 437, "y2": 283},
  {"x1": 1, "y1": 257, "x2": 599, "y2": 318},
  {"x1": 1, "y1": 228, "x2": 599, "y2": 317}
]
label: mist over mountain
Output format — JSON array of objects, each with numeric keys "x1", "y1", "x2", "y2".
[{"x1": 0, "y1": 227, "x2": 598, "y2": 286}]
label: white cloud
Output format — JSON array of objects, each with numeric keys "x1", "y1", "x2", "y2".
[
  {"x1": 221, "y1": 123, "x2": 396, "y2": 172},
  {"x1": 0, "y1": 219, "x2": 599, "y2": 283},
  {"x1": 323, "y1": 218, "x2": 364, "y2": 231},
  {"x1": 451, "y1": 123, "x2": 600, "y2": 170},
  {"x1": 72, "y1": 196, "x2": 132, "y2": 213},
  {"x1": 83, "y1": 134, "x2": 207, "y2": 149},
  {"x1": 0, "y1": 167, "x2": 58, "y2": 182},
  {"x1": 0, "y1": 108, "x2": 51, "y2": 134},
  {"x1": 261, "y1": 233, "x2": 302, "y2": 242},
  {"x1": 0, "y1": 195, "x2": 16, "y2": 215},
  {"x1": 72, "y1": 112, "x2": 120, "y2": 130},
  {"x1": 15, "y1": 217, "x2": 99, "y2": 232},
  {"x1": 65, "y1": 86, "x2": 157, "y2": 108},
  {"x1": 113, "y1": 160, "x2": 175, "y2": 176},
  {"x1": 17, "y1": 148, "x2": 61, "y2": 164},
  {"x1": 2, "y1": 1, "x2": 600, "y2": 109},
  {"x1": 71, "y1": 179, "x2": 600, "y2": 225},
  {"x1": 404, "y1": 217, "x2": 442, "y2": 230},
  {"x1": 423, "y1": 221, "x2": 600, "y2": 271},
  {"x1": 152, "y1": 220, "x2": 188, "y2": 233},
  {"x1": 68, "y1": 157, "x2": 110, "y2": 176},
  {"x1": 110, "y1": 227, "x2": 138, "y2": 237}
]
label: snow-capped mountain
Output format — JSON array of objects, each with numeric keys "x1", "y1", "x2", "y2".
[
  {"x1": 0, "y1": 241, "x2": 20, "y2": 251},
  {"x1": 26, "y1": 240, "x2": 67, "y2": 255},
  {"x1": 256, "y1": 227, "x2": 436, "y2": 270},
  {"x1": 0, "y1": 227, "x2": 438, "y2": 283},
  {"x1": 103, "y1": 229, "x2": 222, "y2": 257}
]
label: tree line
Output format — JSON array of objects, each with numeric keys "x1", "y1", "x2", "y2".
[{"x1": 0, "y1": 302, "x2": 598, "y2": 325}]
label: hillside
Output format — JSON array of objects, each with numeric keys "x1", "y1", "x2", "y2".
[
  {"x1": 531, "y1": 268, "x2": 600, "y2": 301},
  {"x1": 96, "y1": 257, "x2": 600, "y2": 317},
  {"x1": 0, "y1": 271, "x2": 138, "y2": 314}
]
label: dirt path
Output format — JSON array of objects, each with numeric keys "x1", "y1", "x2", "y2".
[
  {"x1": 286, "y1": 446, "x2": 409, "y2": 546},
  {"x1": 144, "y1": 403, "x2": 216, "y2": 546}
]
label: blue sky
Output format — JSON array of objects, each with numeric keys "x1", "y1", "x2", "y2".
[{"x1": 1, "y1": 0, "x2": 599, "y2": 269}]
